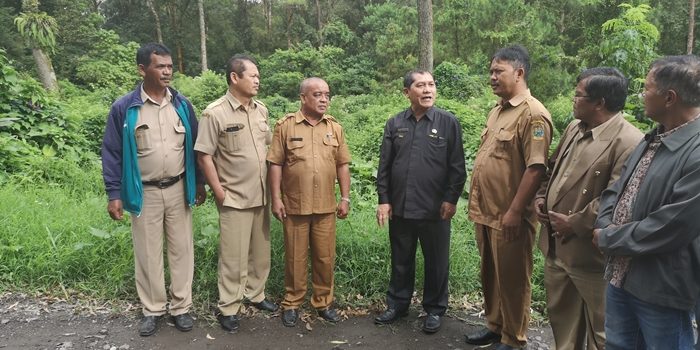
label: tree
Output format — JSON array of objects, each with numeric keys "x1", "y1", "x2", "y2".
[
  {"x1": 688, "y1": 0, "x2": 696, "y2": 54},
  {"x1": 198, "y1": 0, "x2": 208, "y2": 71},
  {"x1": 599, "y1": 3, "x2": 659, "y2": 85},
  {"x1": 417, "y1": 0, "x2": 433, "y2": 71},
  {"x1": 14, "y1": 0, "x2": 59, "y2": 92},
  {"x1": 146, "y1": 0, "x2": 163, "y2": 43}
]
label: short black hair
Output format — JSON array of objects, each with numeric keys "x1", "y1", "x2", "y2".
[
  {"x1": 226, "y1": 54, "x2": 257, "y2": 86},
  {"x1": 492, "y1": 45, "x2": 530, "y2": 80},
  {"x1": 650, "y1": 55, "x2": 700, "y2": 107},
  {"x1": 403, "y1": 70, "x2": 433, "y2": 89},
  {"x1": 136, "y1": 43, "x2": 171, "y2": 67},
  {"x1": 577, "y1": 67, "x2": 628, "y2": 112}
]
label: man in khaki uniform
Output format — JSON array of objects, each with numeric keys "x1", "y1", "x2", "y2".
[
  {"x1": 195, "y1": 54, "x2": 277, "y2": 332},
  {"x1": 267, "y1": 77, "x2": 351, "y2": 327},
  {"x1": 535, "y1": 67, "x2": 642, "y2": 350},
  {"x1": 102, "y1": 43, "x2": 206, "y2": 337},
  {"x1": 466, "y1": 45, "x2": 553, "y2": 350}
]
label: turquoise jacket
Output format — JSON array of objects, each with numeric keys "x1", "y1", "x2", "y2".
[{"x1": 101, "y1": 84, "x2": 200, "y2": 215}]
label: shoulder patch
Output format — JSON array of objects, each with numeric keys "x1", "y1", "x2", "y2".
[
  {"x1": 274, "y1": 113, "x2": 296, "y2": 126},
  {"x1": 532, "y1": 120, "x2": 546, "y2": 141}
]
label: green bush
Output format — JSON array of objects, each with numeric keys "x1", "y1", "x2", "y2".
[
  {"x1": 433, "y1": 61, "x2": 485, "y2": 101},
  {"x1": 171, "y1": 70, "x2": 228, "y2": 114}
]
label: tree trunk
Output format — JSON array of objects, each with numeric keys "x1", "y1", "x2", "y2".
[
  {"x1": 315, "y1": 0, "x2": 323, "y2": 46},
  {"x1": 263, "y1": 0, "x2": 273, "y2": 33},
  {"x1": 32, "y1": 47, "x2": 58, "y2": 92},
  {"x1": 146, "y1": 0, "x2": 163, "y2": 43},
  {"x1": 417, "y1": 0, "x2": 433, "y2": 72},
  {"x1": 198, "y1": 0, "x2": 208, "y2": 72},
  {"x1": 689, "y1": 0, "x2": 696, "y2": 54}
]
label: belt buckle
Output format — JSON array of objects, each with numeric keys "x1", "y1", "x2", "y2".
[{"x1": 156, "y1": 179, "x2": 169, "y2": 189}]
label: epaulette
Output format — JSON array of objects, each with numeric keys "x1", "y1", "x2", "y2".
[
  {"x1": 253, "y1": 99, "x2": 267, "y2": 108},
  {"x1": 204, "y1": 95, "x2": 227, "y2": 111},
  {"x1": 324, "y1": 114, "x2": 338, "y2": 123},
  {"x1": 275, "y1": 113, "x2": 297, "y2": 126}
]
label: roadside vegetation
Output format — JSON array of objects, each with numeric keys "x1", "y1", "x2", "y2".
[{"x1": 0, "y1": 0, "x2": 671, "y2": 319}]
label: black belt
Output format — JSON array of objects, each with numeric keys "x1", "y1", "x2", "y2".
[{"x1": 142, "y1": 173, "x2": 185, "y2": 189}]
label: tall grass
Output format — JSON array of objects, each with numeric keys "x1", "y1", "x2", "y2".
[{"x1": 0, "y1": 182, "x2": 546, "y2": 316}]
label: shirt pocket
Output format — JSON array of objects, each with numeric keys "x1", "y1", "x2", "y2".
[
  {"x1": 286, "y1": 138, "x2": 306, "y2": 167},
  {"x1": 173, "y1": 124, "x2": 186, "y2": 150},
  {"x1": 135, "y1": 123, "x2": 152, "y2": 154},
  {"x1": 222, "y1": 123, "x2": 244, "y2": 152},
  {"x1": 322, "y1": 134, "x2": 339, "y2": 161},
  {"x1": 490, "y1": 130, "x2": 514, "y2": 160},
  {"x1": 258, "y1": 120, "x2": 272, "y2": 145}
]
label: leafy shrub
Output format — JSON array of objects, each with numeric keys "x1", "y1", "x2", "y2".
[
  {"x1": 259, "y1": 43, "x2": 379, "y2": 99},
  {"x1": 73, "y1": 29, "x2": 140, "y2": 93},
  {"x1": 433, "y1": 61, "x2": 485, "y2": 101},
  {"x1": 171, "y1": 70, "x2": 228, "y2": 114}
]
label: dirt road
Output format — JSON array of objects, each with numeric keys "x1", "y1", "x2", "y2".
[{"x1": 0, "y1": 292, "x2": 551, "y2": 350}]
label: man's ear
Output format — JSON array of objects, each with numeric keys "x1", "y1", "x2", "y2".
[
  {"x1": 137, "y1": 64, "x2": 146, "y2": 78},
  {"x1": 402, "y1": 87, "x2": 409, "y2": 97},
  {"x1": 515, "y1": 67, "x2": 525, "y2": 82},
  {"x1": 665, "y1": 89, "x2": 678, "y2": 106}
]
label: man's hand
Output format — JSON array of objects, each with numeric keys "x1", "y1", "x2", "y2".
[
  {"x1": 213, "y1": 188, "x2": 225, "y2": 208},
  {"x1": 439, "y1": 202, "x2": 457, "y2": 220},
  {"x1": 548, "y1": 211, "x2": 574, "y2": 239},
  {"x1": 337, "y1": 200, "x2": 349, "y2": 219},
  {"x1": 501, "y1": 208, "x2": 522, "y2": 241},
  {"x1": 107, "y1": 199, "x2": 124, "y2": 220},
  {"x1": 534, "y1": 198, "x2": 549, "y2": 224},
  {"x1": 271, "y1": 197, "x2": 287, "y2": 221},
  {"x1": 195, "y1": 184, "x2": 207, "y2": 206},
  {"x1": 376, "y1": 204, "x2": 392, "y2": 227}
]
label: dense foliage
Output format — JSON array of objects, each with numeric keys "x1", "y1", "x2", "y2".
[{"x1": 0, "y1": 0, "x2": 686, "y2": 316}]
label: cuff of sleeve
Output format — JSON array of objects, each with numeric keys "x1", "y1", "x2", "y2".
[
  {"x1": 378, "y1": 194, "x2": 390, "y2": 204},
  {"x1": 107, "y1": 190, "x2": 121, "y2": 201},
  {"x1": 194, "y1": 143, "x2": 215, "y2": 155}
]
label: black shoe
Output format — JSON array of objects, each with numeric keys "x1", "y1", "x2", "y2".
[
  {"x1": 374, "y1": 308, "x2": 408, "y2": 325},
  {"x1": 465, "y1": 327, "x2": 501, "y2": 345},
  {"x1": 139, "y1": 315, "x2": 159, "y2": 337},
  {"x1": 495, "y1": 343, "x2": 523, "y2": 350},
  {"x1": 282, "y1": 309, "x2": 298, "y2": 327},
  {"x1": 172, "y1": 313, "x2": 193, "y2": 332},
  {"x1": 252, "y1": 299, "x2": 279, "y2": 312},
  {"x1": 218, "y1": 314, "x2": 240, "y2": 332},
  {"x1": 318, "y1": 307, "x2": 341, "y2": 322},
  {"x1": 422, "y1": 314, "x2": 441, "y2": 334}
]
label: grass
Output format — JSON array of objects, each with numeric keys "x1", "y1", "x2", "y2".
[{"x1": 0, "y1": 181, "x2": 547, "y2": 319}]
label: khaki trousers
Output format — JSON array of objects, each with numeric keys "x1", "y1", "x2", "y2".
[
  {"x1": 281, "y1": 213, "x2": 336, "y2": 310},
  {"x1": 475, "y1": 223, "x2": 534, "y2": 348},
  {"x1": 545, "y1": 257, "x2": 606, "y2": 350},
  {"x1": 217, "y1": 205, "x2": 271, "y2": 316},
  {"x1": 131, "y1": 180, "x2": 194, "y2": 317}
]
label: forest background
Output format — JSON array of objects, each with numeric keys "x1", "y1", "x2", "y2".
[{"x1": 0, "y1": 0, "x2": 695, "y2": 319}]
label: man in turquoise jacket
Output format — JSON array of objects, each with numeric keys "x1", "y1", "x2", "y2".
[{"x1": 101, "y1": 43, "x2": 206, "y2": 337}]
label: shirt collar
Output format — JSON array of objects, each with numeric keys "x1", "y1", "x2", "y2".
[
  {"x1": 403, "y1": 106, "x2": 435, "y2": 121},
  {"x1": 140, "y1": 85, "x2": 172, "y2": 105},
  {"x1": 294, "y1": 110, "x2": 330, "y2": 124},
  {"x1": 648, "y1": 113, "x2": 700, "y2": 151},
  {"x1": 578, "y1": 112, "x2": 622, "y2": 140},
  {"x1": 225, "y1": 91, "x2": 256, "y2": 111},
  {"x1": 499, "y1": 89, "x2": 532, "y2": 108}
]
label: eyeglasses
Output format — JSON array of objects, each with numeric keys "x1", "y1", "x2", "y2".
[{"x1": 572, "y1": 95, "x2": 590, "y2": 101}]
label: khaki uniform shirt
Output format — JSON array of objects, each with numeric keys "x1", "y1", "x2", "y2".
[
  {"x1": 468, "y1": 90, "x2": 553, "y2": 230},
  {"x1": 266, "y1": 111, "x2": 351, "y2": 215},
  {"x1": 194, "y1": 91, "x2": 271, "y2": 209},
  {"x1": 135, "y1": 87, "x2": 185, "y2": 181}
]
